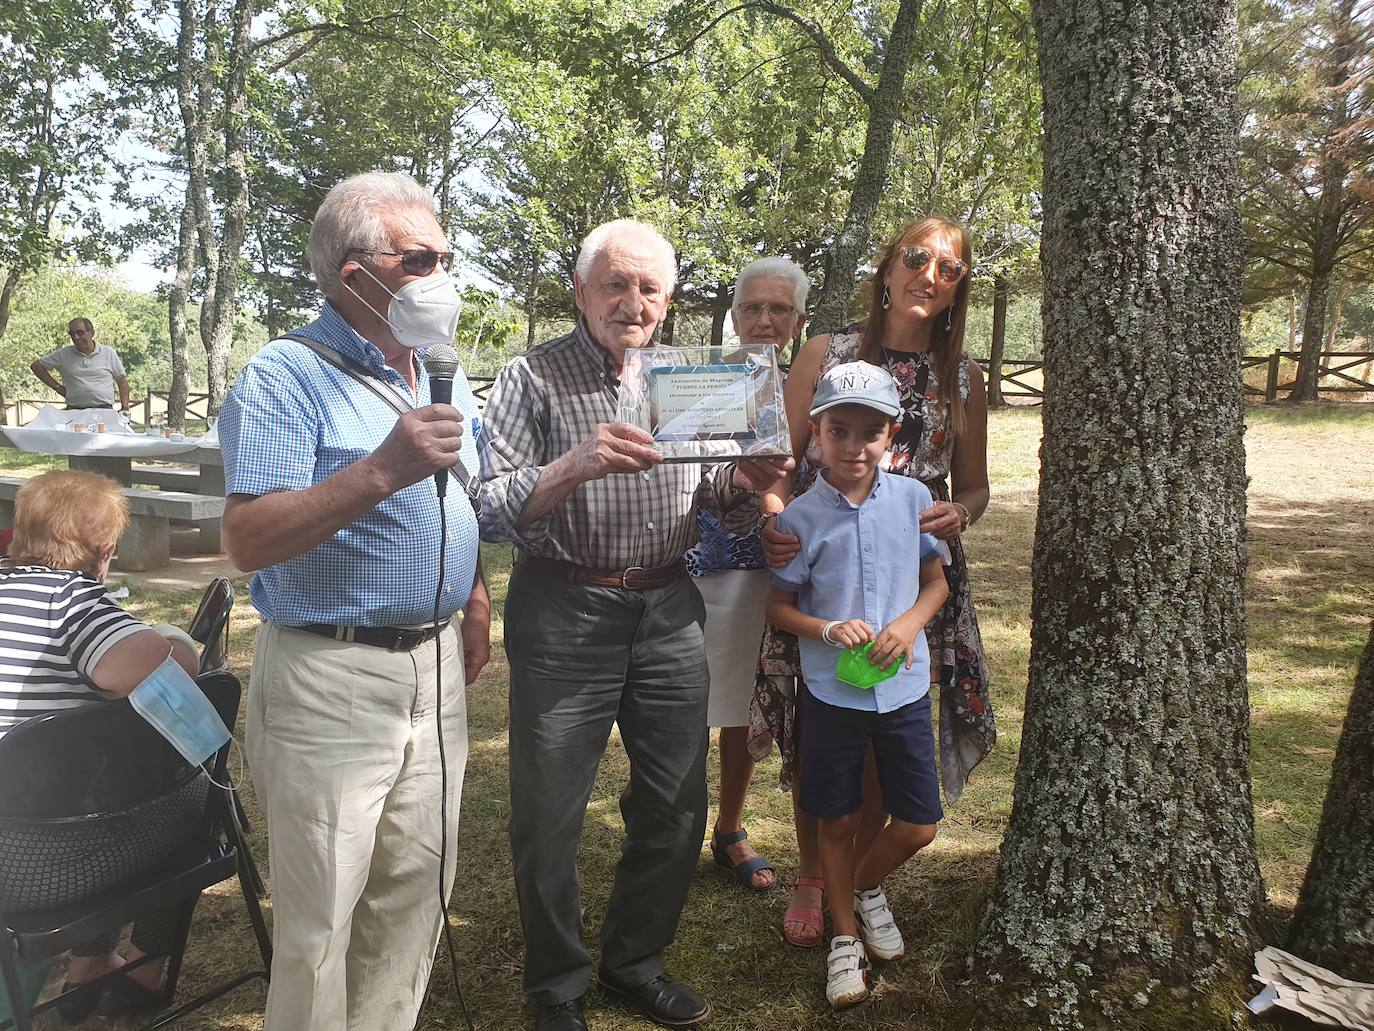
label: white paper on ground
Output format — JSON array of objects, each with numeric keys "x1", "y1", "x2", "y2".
[{"x1": 1249, "y1": 946, "x2": 1374, "y2": 1030}]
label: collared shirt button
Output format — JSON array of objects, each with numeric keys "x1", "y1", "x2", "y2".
[{"x1": 647, "y1": 521, "x2": 655, "y2": 530}]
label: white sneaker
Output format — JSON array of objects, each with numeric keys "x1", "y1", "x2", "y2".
[
  {"x1": 825, "y1": 935, "x2": 870, "y2": 1008},
  {"x1": 854, "y1": 886, "x2": 905, "y2": 960}
]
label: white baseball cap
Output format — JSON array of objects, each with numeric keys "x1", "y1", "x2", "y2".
[{"x1": 809, "y1": 361, "x2": 901, "y2": 419}]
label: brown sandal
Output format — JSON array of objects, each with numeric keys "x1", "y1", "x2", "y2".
[{"x1": 783, "y1": 876, "x2": 826, "y2": 948}]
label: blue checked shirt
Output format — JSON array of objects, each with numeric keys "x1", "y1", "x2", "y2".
[
  {"x1": 219, "y1": 302, "x2": 482, "y2": 626},
  {"x1": 771, "y1": 469, "x2": 946, "y2": 713}
]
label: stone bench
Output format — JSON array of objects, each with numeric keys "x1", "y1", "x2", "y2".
[
  {"x1": 131, "y1": 465, "x2": 200, "y2": 491},
  {"x1": 0, "y1": 476, "x2": 226, "y2": 571}
]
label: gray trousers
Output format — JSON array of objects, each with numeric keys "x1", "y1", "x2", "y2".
[{"x1": 505, "y1": 563, "x2": 709, "y2": 1005}]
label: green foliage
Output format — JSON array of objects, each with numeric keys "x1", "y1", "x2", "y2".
[
  {"x1": 1, "y1": 267, "x2": 163, "y2": 397},
  {"x1": 1239, "y1": 0, "x2": 1374, "y2": 295},
  {"x1": 0, "y1": 267, "x2": 265, "y2": 401},
  {"x1": 965, "y1": 291, "x2": 1042, "y2": 360},
  {"x1": 0, "y1": 0, "x2": 142, "y2": 280},
  {"x1": 880, "y1": 0, "x2": 1041, "y2": 281},
  {"x1": 455, "y1": 284, "x2": 526, "y2": 376}
]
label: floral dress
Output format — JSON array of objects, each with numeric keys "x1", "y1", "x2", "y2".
[{"x1": 747, "y1": 328, "x2": 996, "y2": 805}]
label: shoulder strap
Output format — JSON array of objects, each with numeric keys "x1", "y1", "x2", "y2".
[{"x1": 279, "y1": 333, "x2": 479, "y2": 500}]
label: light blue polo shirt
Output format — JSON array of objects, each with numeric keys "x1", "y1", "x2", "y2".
[
  {"x1": 771, "y1": 469, "x2": 946, "y2": 713},
  {"x1": 219, "y1": 302, "x2": 482, "y2": 627}
]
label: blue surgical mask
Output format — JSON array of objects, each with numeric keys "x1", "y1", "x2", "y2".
[{"x1": 127, "y1": 652, "x2": 231, "y2": 766}]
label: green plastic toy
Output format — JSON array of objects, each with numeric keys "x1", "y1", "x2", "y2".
[{"x1": 835, "y1": 641, "x2": 904, "y2": 689}]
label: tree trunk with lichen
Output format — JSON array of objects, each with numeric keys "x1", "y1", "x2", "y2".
[
  {"x1": 971, "y1": 0, "x2": 1264, "y2": 1024},
  {"x1": 1287, "y1": 623, "x2": 1374, "y2": 979}
]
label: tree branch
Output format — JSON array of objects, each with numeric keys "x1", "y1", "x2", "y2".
[
  {"x1": 648, "y1": 1, "x2": 875, "y2": 106},
  {"x1": 253, "y1": 9, "x2": 406, "y2": 52}
]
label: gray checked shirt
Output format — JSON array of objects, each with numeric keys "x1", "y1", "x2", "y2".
[{"x1": 478, "y1": 320, "x2": 738, "y2": 569}]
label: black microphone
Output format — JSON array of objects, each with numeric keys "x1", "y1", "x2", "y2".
[{"x1": 423, "y1": 344, "x2": 461, "y2": 499}]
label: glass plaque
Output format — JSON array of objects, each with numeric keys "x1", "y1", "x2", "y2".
[{"x1": 615, "y1": 343, "x2": 792, "y2": 463}]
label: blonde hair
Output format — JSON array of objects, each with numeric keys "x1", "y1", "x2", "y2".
[
  {"x1": 10, "y1": 470, "x2": 128, "y2": 571},
  {"x1": 859, "y1": 217, "x2": 974, "y2": 436}
]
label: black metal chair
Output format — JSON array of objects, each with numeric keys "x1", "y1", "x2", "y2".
[
  {"x1": 0, "y1": 670, "x2": 271, "y2": 1031},
  {"x1": 184, "y1": 578, "x2": 261, "y2": 896},
  {"x1": 188, "y1": 577, "x2": 234, "y2": 674}
]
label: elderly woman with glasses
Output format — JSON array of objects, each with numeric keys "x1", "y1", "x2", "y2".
[{"x1": 750, "y1": 217, "x2": 997, "y2": 950}]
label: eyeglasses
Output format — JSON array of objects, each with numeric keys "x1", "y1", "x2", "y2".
[
  {"x1": 900, "y1": 247, "x2": 968, "y2": 284},
  {"x1": 738, "y1": 302, "x2": 798, "y2": 320},
  {"x1": 346, "y1": 248, "x2": 455, "y2": 275}
]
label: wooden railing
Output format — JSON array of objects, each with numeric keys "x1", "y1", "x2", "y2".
[
  {"x1": 974, "y1": 358, "x2": 1045, "y2": 403},
  {"x1": 1245, "y1": 350, "x2": 1374, "y2": 400},
  {"x1": 4, "y1": 352, "x2": 1370, "y2": 425},
  {"x1": 0, "y1": 389, "x2": 212, "y2": 426}
]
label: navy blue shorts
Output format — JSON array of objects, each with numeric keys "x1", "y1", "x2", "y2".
[{"x1": 798, "y1": 691, "x2": 943, "y2": 826}]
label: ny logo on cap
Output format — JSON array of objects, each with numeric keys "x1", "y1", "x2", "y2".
[{"x1": 838, "y1": 368, "x2": 874, "y2": 392}]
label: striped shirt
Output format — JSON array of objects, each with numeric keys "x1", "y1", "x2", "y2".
[
  {"x1": 219, "y1": 302, "x2": 482, "y2": 626},
  {"x1": 0, "y1": 564, "x2": 148, "y2": 739},
  {"x1": 478, "y1": 319, "x2": 736, "y2": 569}
]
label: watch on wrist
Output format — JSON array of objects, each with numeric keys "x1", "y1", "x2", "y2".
[{"x1": 952, "y1": 501, "x2": 971, "y2": 531}]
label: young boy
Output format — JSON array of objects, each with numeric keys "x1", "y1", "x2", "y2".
[{"x1": 766, "y1": 361, "x2": 950, "y2": 1009}]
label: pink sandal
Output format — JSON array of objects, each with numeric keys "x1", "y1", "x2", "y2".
[{"x1": 783, "y1": 876, "x2": 826, "y2": 948}]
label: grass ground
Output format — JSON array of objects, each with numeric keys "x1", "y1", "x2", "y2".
[{"x1": 13, "y1": 401, "x2": 1374, "y2": 1030}]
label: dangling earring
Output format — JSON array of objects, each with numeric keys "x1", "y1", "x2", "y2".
[
  {"x1": 945, "y1": 306, "x2": 953, "y2": 331},
  {"x1": 881, "y1": 286, "x2": 891, "y2": 310}
]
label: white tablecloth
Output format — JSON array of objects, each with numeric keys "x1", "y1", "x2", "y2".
[{"x1": 2, "y1": 405, "x2": 218, "y2": 458}]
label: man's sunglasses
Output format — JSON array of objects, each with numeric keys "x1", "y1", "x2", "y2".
[
  {"x1": 346, "y1": 248, "x2": 455, "y2": 275},
  {"x1": 900, "y1": 246, "x2": 968, "y2": 284}
]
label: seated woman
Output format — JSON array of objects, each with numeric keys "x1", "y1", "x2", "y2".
[{"x1": 0, "y1": 470, "x2": 203, "y2": 1022}]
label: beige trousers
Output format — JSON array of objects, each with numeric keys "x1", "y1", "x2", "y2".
[{"x1": 246, "y1": 621, "x2": 468, "y2": 1031}]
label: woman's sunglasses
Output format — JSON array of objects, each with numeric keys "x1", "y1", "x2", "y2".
[
  {"x1": 900, "y1": 246, "x2": 968, "y2": 284},
  {"x1": 346, "y1": 248, "x2": 455, "y2": 275}
]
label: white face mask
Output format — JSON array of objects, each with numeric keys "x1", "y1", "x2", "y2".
[{"x1": 344, "y1": 262, "x2": 463, "y2": 349}]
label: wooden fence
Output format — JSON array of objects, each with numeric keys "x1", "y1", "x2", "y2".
[
  {"x1": 0, "y1": 389, "x2": 213, "y2": 427},
  {"x1": 4, "y1": 353, "x2": 1371, "y2": 425},
  {"x1": 1242, "y1": 350, "x2": 1374, "y2": 400},
  {"x1": 976, "y1": 358, "x2": 1046, "y2": 403}
]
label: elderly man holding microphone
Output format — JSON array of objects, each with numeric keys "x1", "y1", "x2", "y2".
[{"x1": 219, "y1": 172, "x2": 489, "y2": 1031}]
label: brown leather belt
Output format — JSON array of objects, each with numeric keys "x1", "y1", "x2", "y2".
[{"x1": 522, "y1": 555, "x2": 686, "y2": 590}]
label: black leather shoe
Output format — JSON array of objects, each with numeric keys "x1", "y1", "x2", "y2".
[
  {"x1": 535, "y1": 996, "x2": 587, "y2": 1031},
  {"x1": 598, "y1": 972, "x2": 711, "y2": 1027}
]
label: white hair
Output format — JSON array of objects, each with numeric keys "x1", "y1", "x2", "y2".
[
  {"x1": 575, "y1": 219, "x2": 677, "y2": 294},
  {"x1": 308, "y1": 172, "x2": 438, "y2": 299},
  {"x1": 733, "y1": 256, "x2": 809, "y2": 311}
]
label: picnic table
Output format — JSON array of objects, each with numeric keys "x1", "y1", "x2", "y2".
[{"x1": 0, "y1": 408, "x2": 226, "y2": 569}]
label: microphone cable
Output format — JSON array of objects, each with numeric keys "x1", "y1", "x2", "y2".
[{"x1": 430, "y1": 497, "x2": 475, "y2": 1031}]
